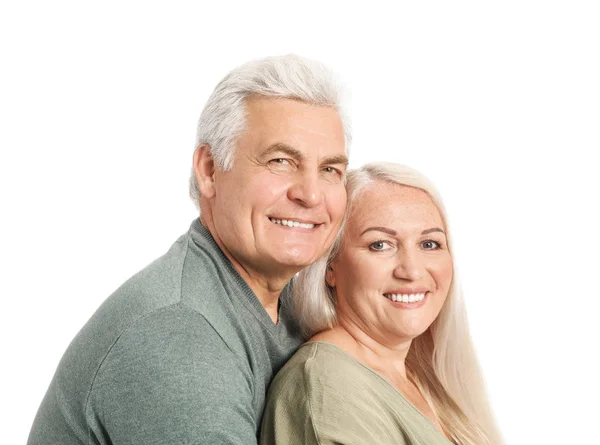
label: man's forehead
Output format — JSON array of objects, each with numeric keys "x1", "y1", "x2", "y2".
[
  {"x1": 240, "y1": 97, "x2": 347, "y2": 159},
  {"x1": 245, "y1": 96, "x2": 341, "y2": 128}
]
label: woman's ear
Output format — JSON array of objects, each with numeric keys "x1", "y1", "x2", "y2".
[
  {"x1": 193, "y1": 144, "x2": 216, "y2": 199},
  {"x1": 325, "y1": 264, "x2": 336, "y2": 288}
]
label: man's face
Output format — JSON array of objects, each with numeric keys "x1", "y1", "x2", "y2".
[{"x1": 208, "y1": 97, "x2": 348, "y2": 278}]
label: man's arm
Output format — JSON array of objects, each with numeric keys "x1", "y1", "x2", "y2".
[{"x1": 89, "y1": 305, "x2": 257, "y2": 445}]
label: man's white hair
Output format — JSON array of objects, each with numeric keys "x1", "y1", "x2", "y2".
[{"x1": 189, "y1": 54, "x2": 351, "y2": 207}]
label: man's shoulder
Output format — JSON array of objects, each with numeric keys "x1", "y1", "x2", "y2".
[
  {"x1": 56, "y1": 302, "x2": 249, "y2": 415},
  {"x1": 67, "y1": 304, "x2": 255, "y2": 445},
  {"x1": 70, "y1": 234, "x2": 189, "y2": 349},
  {"x1": 94, "y1": 304, "x2": 249, "y2": 387},
  {"x1": 108, "y1": 232, "x2": 190, "y2": 308},
  {"x1": 86, "y1": 304, "x2": 257, "y2": 442},
  {"x1": 53, "y1": 232, "x2": 215, "y2": 397},
  {"x1": 58, "y1": 221, "x2": 263, "y2": 392},
  {"x1": 101, "y1": 303, "x2": 237, "y2": 362}
]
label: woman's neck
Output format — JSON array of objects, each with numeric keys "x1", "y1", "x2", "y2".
[{"x1": 312, "y1": 316, "x2": 413, "y2": 380}]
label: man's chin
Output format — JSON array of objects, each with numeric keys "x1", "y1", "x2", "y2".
[{"x1": 269, "y1": 250, "x2": 320, "y2": 272}]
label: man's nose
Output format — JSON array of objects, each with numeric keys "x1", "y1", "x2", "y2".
[
  {"x1": 393, "y1": 250, "x2": 425, "y2": 281},
  {"x1": 287, "y1": 171, "x2": 323, "y2": 208}
]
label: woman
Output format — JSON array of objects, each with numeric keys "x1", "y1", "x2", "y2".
[{"x1": 261, "y1": 163, "x2": 503, "y2": 445}]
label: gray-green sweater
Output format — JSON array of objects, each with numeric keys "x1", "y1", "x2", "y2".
[{"x1": 27, "y1": 219, "x2": 303, "y2": 445}]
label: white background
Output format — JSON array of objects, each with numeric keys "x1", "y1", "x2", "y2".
[{"x1": 2, "y1": 1, "x2": 599, "y2": 443}]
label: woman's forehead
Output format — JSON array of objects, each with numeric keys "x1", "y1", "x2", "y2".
[{"x1": 348, "y1": 183, "x2": 444, "y2": 231}]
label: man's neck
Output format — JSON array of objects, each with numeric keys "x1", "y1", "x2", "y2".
[
  {"x1": 234, "y1": 265, "x2": 290, "y2": 323},
  {"x1": 200, "y1": 217, "x2": 294, "y2": 323}
]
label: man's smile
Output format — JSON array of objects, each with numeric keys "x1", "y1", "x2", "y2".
[{"x1": 268, "y1": 217, "x2": 320, "y2": 229}]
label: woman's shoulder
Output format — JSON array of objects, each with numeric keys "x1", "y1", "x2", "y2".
[
  {"x1": 269, "y1": 339, "x2": 374, "y2": 399},
  {"x1": 264, "y1": 341, "x2": 416, "y2": 444},
  {"x1": 262, "y1": 341, "x2": 381, "y2": 444}
]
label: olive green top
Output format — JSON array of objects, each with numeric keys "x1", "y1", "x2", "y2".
[{"x1": 260, "y1": 342, "x2": 454, "y2": 445}]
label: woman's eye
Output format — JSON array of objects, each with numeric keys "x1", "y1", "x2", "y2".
[
  {"x1": 369, "y1": 241, "x2": 392, "y2": 251},
  {"x1": 421, "y1": 240, "x2": 441, "y2": 250}
]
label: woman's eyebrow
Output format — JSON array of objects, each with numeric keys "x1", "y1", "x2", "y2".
[
  {"x1": 361, "y1": 226, "x2": 396, "y2": 236},
  {"x1": 422, "y1": 227, "x2": 445, "y2": 235},
  {"x1": 360, "y1": 227, "x2": 445, "y2": 236}
]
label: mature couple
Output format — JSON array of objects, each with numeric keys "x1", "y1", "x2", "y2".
[{"x1": 28, "y1": 55, "x2": 503, "y2": 445}]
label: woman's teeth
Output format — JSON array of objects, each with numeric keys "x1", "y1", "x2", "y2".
[
  {"x1": 384, "y1": 293, "x2": 426, "y2": 303},
  {"x1": 269, "y1": 218, "x2": 315, "y2": 229}
]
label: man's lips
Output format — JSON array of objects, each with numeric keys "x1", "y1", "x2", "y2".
[{"x1": 268, "y1": 216, "x2": 322, "y2": 229}]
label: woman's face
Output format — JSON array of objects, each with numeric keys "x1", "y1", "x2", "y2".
[{"x1": 329, "y1": 182, "x2": 453, "y2": 343}]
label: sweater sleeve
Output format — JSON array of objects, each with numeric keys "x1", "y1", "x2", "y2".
[{"x1": 88, "y1": 305, "x2": 258, "y2": 445}]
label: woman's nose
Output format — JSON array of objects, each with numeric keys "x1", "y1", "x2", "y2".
[{"x1": 392, "y1": 251, "x2": 424, "y2": 281}]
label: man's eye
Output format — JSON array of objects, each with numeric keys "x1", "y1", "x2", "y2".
[
  {"x1": 268, "y1": 158, "x2": 295, "y2": 171},
  {"x1": 421, "y1": 240, "x2": 441, "y2": 250},
  {"x1": 369, "y1": 241, "x2": 392, "y2": 251},
  {"x1": 322, "y1": 166, "x2": 344, "y2": 182}
]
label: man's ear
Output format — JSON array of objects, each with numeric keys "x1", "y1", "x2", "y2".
[
  {"x1": 193, "y1": 144, "x2": 216, "y2": 199},
  {"x1": 325, "y1": 264, "x2": 336, "y2": 288}
]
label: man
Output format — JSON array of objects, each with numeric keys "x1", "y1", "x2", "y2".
[{"x1": 27, "y1": 55, "x2": 350, "y2": 444}]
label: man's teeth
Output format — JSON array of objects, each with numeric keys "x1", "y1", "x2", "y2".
[
  {"x1": 384, "y1": 293, "x2": 426, "y2": 303},
  {"x1": 269, "y1": 218, "x2": 315, "y2": 229}
]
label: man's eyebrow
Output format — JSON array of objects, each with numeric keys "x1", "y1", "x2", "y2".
[
  {"x1": 260, "y1": 143, "x2": 305, "y2": 161},
  {"x1": 422, "y1": 228, "x2": 445, "y2": 235},
  {"x1": 322, "y1": 154, "x2": 349, "y2": 167},
  {"x1": 361, "y1": 226, "x2": 397, "y2": 236},
  {"x1": 260, "y1": 143, "x2": 348, "y2": 167}
]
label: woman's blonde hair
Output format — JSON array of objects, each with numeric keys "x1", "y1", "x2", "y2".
[{"x1": 293, "y1": 162, "x2": 504, "y2": 445}]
